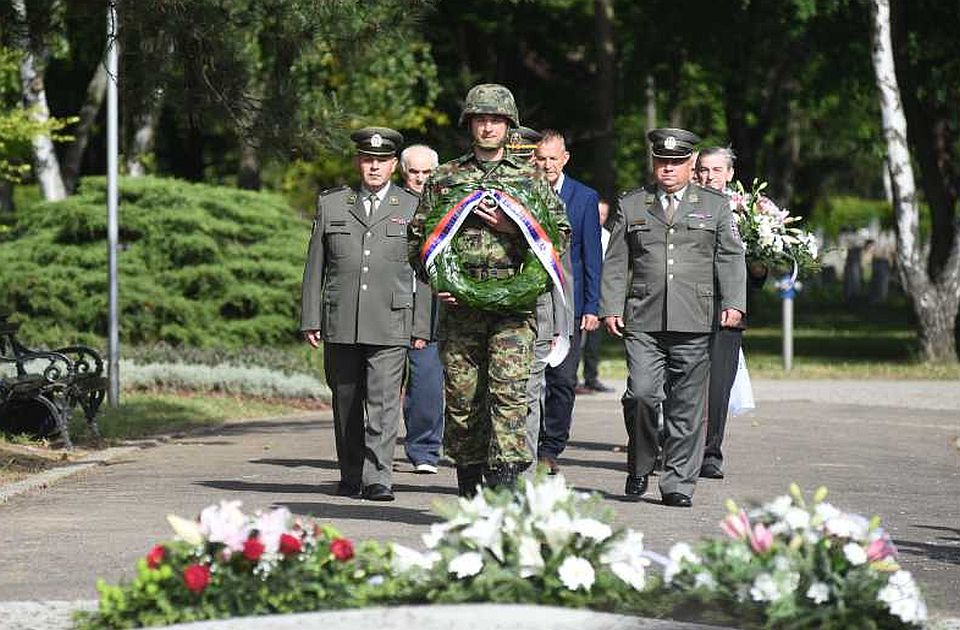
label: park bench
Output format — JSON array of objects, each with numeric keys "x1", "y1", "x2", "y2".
[{"x1": 0, "y1": 319, "x2": 106, "y2": 448}]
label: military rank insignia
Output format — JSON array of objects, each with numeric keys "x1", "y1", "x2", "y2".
[
  {"x1": 388, "y1": 195, "x2": 400, "y2": 206},
  {"x1": 346, "y1": 194, "x2": 358, "y2": 204}
]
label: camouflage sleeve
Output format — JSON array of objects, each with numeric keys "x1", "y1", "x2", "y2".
[
  {"x1": 407, "y1": 181, "x2": 433, "y2": 284},
  {"x1": 599, "y1": 199, "x2": 627, "y2": 318},
  {"x1": 714, "y1": 196, "x2": 747, "y2": 314},
  {"x1": 300, "y1": 196, "x2": 326, "y2": 332}
]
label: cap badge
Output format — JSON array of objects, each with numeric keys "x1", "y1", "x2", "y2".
[
  {"x1": 509, "y1": 131, "x2": 521, "y2": 144},
  {"x1": 370, "y1": 133, "x2": 383, "y2": 148},
  {"x1": 664, "y1": 136, "x2": 677, "y2": 150}
]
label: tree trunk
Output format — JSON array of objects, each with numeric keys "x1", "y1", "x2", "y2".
[
  {"x1": 237, "y1": 140, "x2": 261, "y2": 190},
  {"x1": 125, "y1": 95, "x2": 161, "y2": 177},
  {"x1": 645, "y1": 74, "x2": 656, "y2": 176},
  {"x1": 592, "y1": 0, "x2": 616, "y2": 201},
  {"x1": 0, "y1": 180, "x2": 14, "y2": 214},
  {"x1": 11, "y1": 0, "x2": 67, "y2": 202},
  {"x1": 870, "y1": 0, "x2": 960, "y2": 362},
  {"x1": 62, "y1": 57, "x2": 109, "y2": 193}
]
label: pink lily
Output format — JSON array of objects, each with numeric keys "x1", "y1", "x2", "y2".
[
  {"x1": 867, "y1": 536, "x2": 897, "y2": 563},
  {"x1": 749, "y1": 523, "x2": 774, "y2": 554},
  {"x1": 720, "y1": 510, "x2": 752, "y2": 540}
]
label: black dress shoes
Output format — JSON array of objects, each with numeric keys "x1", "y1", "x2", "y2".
[
  {"x1": 662, "y1": 492, "x2": 693, "y2": 508},
  {"x1": 336, "y1": 481, "x2": 361, "y2": 497},
  {"x1": 361, "y1": 483, "x2": 395, "y2": 501},
  {"x1": 585, "y1": 380, "x2": 615, "y2": 393},
  {"x1": 624, "y1": 475, "x2": 648, "y2": 500},
  {"x1": 699, "y1": 463, "x2": 725, "y2": 479}
]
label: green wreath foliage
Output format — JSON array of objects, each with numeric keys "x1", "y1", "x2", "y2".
[{"x1": 423, "y1": 181, "x2": 563, "y2": 313}]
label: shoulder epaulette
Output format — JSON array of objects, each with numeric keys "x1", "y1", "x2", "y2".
[
  {"x1": 695, "y1": 183, "x2": 726, "y2": 198},
  {"x1": 319, "y1": 185, "x2": 350, "y2": 198},
  {"x1": 619, "y1": 187, "x2": 644, "y2": 199}
]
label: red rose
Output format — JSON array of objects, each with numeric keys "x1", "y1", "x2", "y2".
[
  {"x1": 243, "y1": 536, "x2": 266, "y2": 562},
  {"x1": 146, "y1": 545, "x2": 166, "y2": 569},
  {"x1": 183, "y1": 564, "x2": 210, "y2": 594},
  {"x1": 330, "y1": 537, "x2": 354, "y2": 561},
  {"x1": 279, "y1": 533, "x2": 302, "y2": 556}
]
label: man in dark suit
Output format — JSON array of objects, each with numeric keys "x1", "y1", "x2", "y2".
[
  {"x1": 300, "y1": 127, "x2": 429, "y2": 502},
  {"x1": 600, "y1": 128, "x2": 746, "y2": 508},
  {"x1": 534, "y1": 129, "x2": 602, "y2": 474}
]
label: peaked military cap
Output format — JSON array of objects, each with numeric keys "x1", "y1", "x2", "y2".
[
  {"x1": 506, "y1": 126, "x2": 542, "y2": 157},
  {"x1": 350, "y1": 126, "x2": 403, "y2": 156},
  {"x1": 648, "y1": 127, "x2": 701, "y2": 159}
]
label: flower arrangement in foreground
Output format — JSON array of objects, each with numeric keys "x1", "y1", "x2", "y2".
[
  {"x1": 729, "y1": 179, "x2": 819, "y2": 276},
  {"x1": 75, "y1": 500, "x2": 393, "y2": 629},
  {"x1": 660, "y1": 483, "x2": 925, "y2": 629},
  {"x1": 387, "y1": 473, "x2": 655, "y2": 611}
]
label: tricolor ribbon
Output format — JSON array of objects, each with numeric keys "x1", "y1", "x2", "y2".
[{"x1": 420, "y1": 189, "x2": 566, "y2": 303}]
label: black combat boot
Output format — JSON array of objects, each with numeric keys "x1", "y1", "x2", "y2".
[
  {"x1": 456, "y1": 464, "x2": 484, "y2": 498},
  {"x1": 484, "y1": 461, "x2": 529, "y2": 492}
]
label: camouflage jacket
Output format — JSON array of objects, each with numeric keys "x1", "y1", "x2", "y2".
[{"x1": 407, "y1": 151, "x2": 570, "y2": 285}]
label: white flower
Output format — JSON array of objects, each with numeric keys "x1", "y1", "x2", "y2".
[
  {"x1": 422, "y1": 522, "x2": 453, "y2": 549},
  {"x1": 538, "y1": 510, "x2": 574, "y2": 552},
  {"x1": 806, "y1": 581, "x2": 830, "y2": 604},
  {"x1": 783, "y1": 507, "x2": 811, "y2": 531},
  {"x1": 571, "y1": 518, "x2": 612, "y2": 543},
  {"x1": 825, "y1": 513, "x2": 868, "y2": 540},
  {"x1": 879, "y1": 570, "x2": 928, "y2": 624},
  {"x1": 694, "y1": 571, "x2": 717, "y2": 591},
  {"x1": 668, "y1": 542, "x2": 700, "y2": 565},
  {"x1": 253, "y1": 507, "x2": 291, "y2": 553},
  {"x1": 609, "y1": 561, "x2": 646, "y2": 591},
  {"x1": 461, "y1": 508, "x2": 505, "y2": 561},
  {"x1": 557, "y1": 556, "x2": 595, "y2": 591},
  {"x1": 390, "y1": 543, "x2": 439, "y2": 573},
  {"x1": 724, "y1": 543, "x2": 752, "y2": 563},
  {"x1": 199, "y1": 500, "x2": 250, "y2": 551},
  {"x1": 843, "y1": 542, "x2": 867, "y2": 566},
  {"x1": 813, "y1": 502, "x2": 841, "y2": 524},
  {"x1": 750, "y1": 573, "x2": 780, "y2": 602},
  {"x1": 459, "y1": 491, "x2": 493, "y2": 518},
  {"x1": 764, "y1": 495, "x2": 793, "y2": 518},
  {"x1": 448, "y1": 551, "x2": 484, "y2": 579},
  {"x1": 517, "y1": 535, "x2": 544, "y2": 577},
  {"x1": 167, "y1": 514, "x2": 204, "y2": 546},
  {"x1": 524, "y1": 475, "x2": 571, "y2": 519}
]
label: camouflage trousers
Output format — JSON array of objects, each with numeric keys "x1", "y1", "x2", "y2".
[{"x1": 439, "y1": 307, "x2": 536, "y2": 466}]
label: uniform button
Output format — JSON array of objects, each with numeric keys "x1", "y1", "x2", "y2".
[
  {"x1": 667, "y1": 259, "x2": 674, "y2": 265},
  {"x1": 362, "y1": 266, "x2": 369, "y2": 273},
  {"x1": 668, "y1": 274, "x2": 674, "y2": 280},
  {"x1": 366, "y1": 231, "x2": 372, "y2": 237},
  {"x1": 668, "y1": 228, "x2": 676, "y2": 234},
  {"x1": 699, "y1": 222, "x2": 705, "y2": 228},
  {"x1": 361, "y1": 284, "x2": 368, "y2": 291},
  {"x1": 364, "y1": 250, "x2": 370, "y2": 256},
  {"x1": 668, "y1": 243, "x2": 675, "y2": 250}
]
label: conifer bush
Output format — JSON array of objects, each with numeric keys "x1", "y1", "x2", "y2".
[{"x1": 0, "y1": 176, "x2": 310, "y2": 348}]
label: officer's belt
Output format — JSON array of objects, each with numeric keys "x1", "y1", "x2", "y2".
[{"x1": 463, "y1": 266, "x2": 518, "y2": 281}]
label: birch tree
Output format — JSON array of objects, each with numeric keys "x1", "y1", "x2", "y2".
[
  {"x1": 10, "y1": 0, "x2": 66, "y2": 201},
  {"x1": 870, "y1": 0, "x2": 960, "y2": 362}
]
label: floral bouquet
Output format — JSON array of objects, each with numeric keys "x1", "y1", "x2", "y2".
[
  {"x1": 76, "y1": 501, "x2": 392, "y2": 629},
  {"x1": 660, "y1": 484, "x2": 926, "y2": 629},
  {"x1": 388, "y1": 474, "x2": 657, "y2": 612},
  {"x1": 729, "y1": 179, "x2": 820, "y2": 277}
]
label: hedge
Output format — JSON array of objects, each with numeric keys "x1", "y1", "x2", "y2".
[{"x1": 0, "y1": 176, "x2": 311, "y2": 348}]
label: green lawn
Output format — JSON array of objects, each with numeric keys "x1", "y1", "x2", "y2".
[{"x1": 593, "y1": 285, "x2": 960, "y2": 380}]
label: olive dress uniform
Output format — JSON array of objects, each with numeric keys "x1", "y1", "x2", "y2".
[
  {"x1": 300, "y1": 180, "x2": 428, "y2": 498},
  {"x1": 601, "y1": 182, "x2": 746, "y2": 502}
]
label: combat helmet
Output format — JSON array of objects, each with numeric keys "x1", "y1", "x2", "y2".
[{"x1": 459, "y1": 83, "x2": 520, "y2": 127}]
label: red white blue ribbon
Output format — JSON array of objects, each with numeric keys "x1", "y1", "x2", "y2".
[{"x1": 420, "y1": 189, "x2": 566, "y2": 302}]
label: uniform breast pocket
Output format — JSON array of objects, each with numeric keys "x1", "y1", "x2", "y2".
[
  {"x1": 627, "y1": 223, "x2": 651, "y2": 253},
  {"x1": 385, "y1": 221, "x2": 409, "y2": 261},
  {"x1": 326, "y1": 228, "x2": 353, "y2": 258},
  {"x1": 686, "y1": 219, "x2": 717, "y2": 249}
]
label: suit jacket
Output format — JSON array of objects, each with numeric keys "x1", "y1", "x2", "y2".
[
  {"x1": 300, "y1": 182, "x2": 429, "y2": 345},
  {"x1": 558, "y1": 175, "x2": 602, "y2": 319},
  {"x1": 600, "y1": 183, "x2": 746, "y2": 333}
]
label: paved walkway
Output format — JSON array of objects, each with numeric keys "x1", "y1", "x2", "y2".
[{"x1": 0, "y1": 379, "x2": 958, "y2": 628}]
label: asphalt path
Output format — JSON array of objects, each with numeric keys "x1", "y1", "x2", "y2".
[{"x1": 0, "y1": 380, "x2": 957, "y2": 628}]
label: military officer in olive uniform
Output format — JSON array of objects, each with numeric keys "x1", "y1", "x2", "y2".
[
  {"x1": 600, "y1": 128, "x2": 746, "y2": 508},
  {"x1": 408, "y1": 84, "x2": 569, "y2": 496},
  {"x1": 301, "y1": 126, "x2": 429, "y2": 502}
]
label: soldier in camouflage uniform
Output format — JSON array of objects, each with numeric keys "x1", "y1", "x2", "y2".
[{"x1": 408, "y1": 84, "x2": 570, "y2": 496}]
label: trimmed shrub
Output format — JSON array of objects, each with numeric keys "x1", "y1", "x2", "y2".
[{"x1": 0, "y1": 176, "x2": 310, "y2": 348}]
